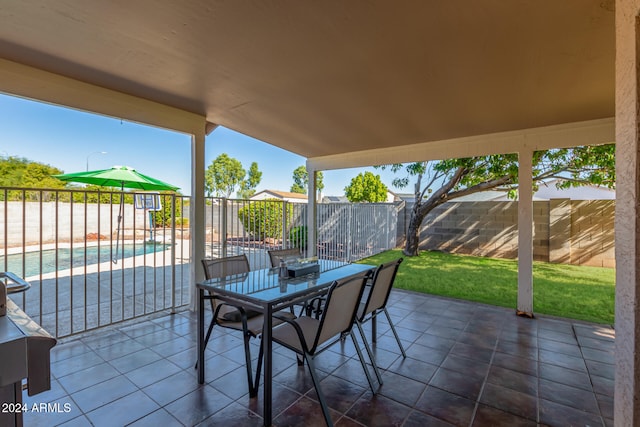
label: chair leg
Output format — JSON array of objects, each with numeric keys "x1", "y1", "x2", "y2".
[
  {"x1": 355, "y1": 322, "x2": 383, "y2": 386},
  {"x1": 383, "y1": 308, "x2": 406, "y2": 358},
  {"x1": 305, "y1": 354, "x2": 333, "y2": 427},
  {"x1": 253, "y1": 338, "x2": 264, "y2": 396},
  {"x1": 194, "y1": 319, "x2": 216, "y2": 370},
  {"x1": 203, "y1": 319, "x2": 215, "y2": 350},
  {"x1": 350, "y1": 330, "x2": 379, "y2": 394},
  {"x1": 371, "y1": 312, "x2": 377, "y2": 343},
  {"x1": 242, "y1": 333, "x2": 257, "y2": 397}
]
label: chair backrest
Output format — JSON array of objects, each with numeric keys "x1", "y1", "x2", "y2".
[
  {"x1": 267, "y1": 247, "x2": 301, "y2": 268},
  {"x1": 201, "y1": 254, "x2": 251, "y2": 319},
  {"x1": 359, "y1": 258, "x2": 403, "y2": 321},
  {"x1": 201, "y1": 254, "x2": 250, "y2": 280},
  {"x1": 311, "y1": 273, "x2": 369, "y2": 353}
]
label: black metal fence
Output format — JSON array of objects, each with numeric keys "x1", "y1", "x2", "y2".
[{"x1": 1, "y1": 187, "x2": 398, "y2": 338}]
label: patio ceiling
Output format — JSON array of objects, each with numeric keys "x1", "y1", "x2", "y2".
[{"x1": 0, "y1": 1, "x2": 614, "y2": 160}]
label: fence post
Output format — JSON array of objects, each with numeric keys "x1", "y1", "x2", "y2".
[
  {"x1": 170, "y1": 193, "x2": 176, "y2": 313},
  {"x1": 386, "y1": 206, "x2": 391, "y2": 250},
  {"x1": 221, "y1": 198, "x2": 228, "y2": 257},
  {"x1": 347, "y1": 204, "x2": 352, "y2": 262},
  {"x1": 282, "y1": 200, "x2": 288, "y2": 248}
]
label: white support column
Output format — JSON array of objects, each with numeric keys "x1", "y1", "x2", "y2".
[
  {"x1": 189, "y1": 125, "x2": 209, "y2": 310},
  {"x1": 615, "y1": 1, "x2": 640, "y2": 424},
  {"x1": 517, "y1": 149, "x2": 534, "y2": 316},
  {"x1": 306, "y1": 162, "x2": 317, "y2": 258}
]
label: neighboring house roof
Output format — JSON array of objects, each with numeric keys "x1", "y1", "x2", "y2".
[
  {"x1": 394, "y1": 193, "x2": 416, "y2": 202},
  {"x1": 322, "y1": 190, "x2": 398, "y2": 204},
  {"x1": 453, "y1": 191, "x2": 516, "y2": 202},
  {"x1": 455, "y1": 179, "x2": 615, "y2": 202},
  {"x1": 321, "y1": 195, "x2": 349, "y2": 203},
  {"x1": 250, "y1": 189, "x2": 309, "y2": 203},
  {"x1": 398, "y1": 179, "x2": 615, "y2": 203},
  {"x1": 533, "y1": 179, "x2": 615, "y2": 200}
]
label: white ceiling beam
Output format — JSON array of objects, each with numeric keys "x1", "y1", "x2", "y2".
[
  {"x1": 0, "y1": 58, "x2": 206, "y2": 136},
  {"x1": 308, "y1": 118, "x2": 615, "y2": 171}
]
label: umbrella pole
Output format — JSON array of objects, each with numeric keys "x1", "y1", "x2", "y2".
[{"x1": 113, "y1": 188, "x2": 124, "y2": 263}]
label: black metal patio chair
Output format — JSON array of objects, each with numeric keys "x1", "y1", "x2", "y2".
[
  {"x1": 354, "y1": 257, "x2": 406, "y2": 385},
  {"x1": 267, "y1": 247, "x2": 301, "y2": 268},
  {"x1": 269, "y1": 272, "x2": 379, "y2": 426},
  {"x1": 199, "y1": 254, "x2": 295, "y2": 396}
]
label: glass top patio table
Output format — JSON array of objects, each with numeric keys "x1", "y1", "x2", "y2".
[
  {"x1": 196, "y1": 259, "x2": 375, "y2": 426},
  {"x1": 197, "y1": 259, "x2": 373, "y2": 311}
]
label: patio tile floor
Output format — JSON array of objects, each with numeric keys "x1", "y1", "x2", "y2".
[{"x1": 22, "y1": 290, "x2": 615, "y2": 426}]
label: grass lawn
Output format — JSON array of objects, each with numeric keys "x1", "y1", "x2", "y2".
[{"x1": 359, "y1": 249, "x2": 615, "y2": 325}]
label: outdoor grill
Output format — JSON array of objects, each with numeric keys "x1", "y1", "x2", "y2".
[{"x1": 0, "y1": 272, "x2": 56, "y2": 427}]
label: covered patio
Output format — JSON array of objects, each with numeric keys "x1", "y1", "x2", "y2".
[
  {"x1": 0, "y1": 1, "x2": 636, "y2": 425},
  {"x1": 26, "y1": 290, "x2": 614, "y2": 426}
]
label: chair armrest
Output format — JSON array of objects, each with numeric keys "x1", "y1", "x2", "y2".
[
  {"x1": 273, "y1": 312, "x2": 297, "y2": 324},
  {"x1": 272, "y1": 313, "x2": 310, "y2": 354}
]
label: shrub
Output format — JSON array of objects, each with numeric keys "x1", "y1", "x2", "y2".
[
  {"x1": 152, "y1": 193, "x2": 182, "y2": 227},
  {"x1": 289, "y1": 225, "x2": 307, "y2": 249},
  {"x1": 238, "y1": 199, "x2": 293, "y2": 239}
]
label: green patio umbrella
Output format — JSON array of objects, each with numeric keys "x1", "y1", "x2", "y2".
[{"x1": 54, "y1": 166, "x2": 179, "y2": 263}]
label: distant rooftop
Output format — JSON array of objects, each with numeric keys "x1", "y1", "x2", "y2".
[
  {"x1": 250, "y1": 189, "x2": 309, "y2": 203},
  {"x1": 396, "y1": 179, "x2": 615, "y2": 202}
]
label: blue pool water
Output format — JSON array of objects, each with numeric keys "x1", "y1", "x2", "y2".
[{"x1": 0, "y1": 243, "x2": 170, "y2": 278}]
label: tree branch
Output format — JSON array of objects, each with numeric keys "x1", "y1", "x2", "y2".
[
  {"x1": 419, "y1": 169, "x2": 443, "y2": 200},
  {"x1": 414, "y1": 167, "x2": 467, "y2": 217},
  {"x1": 446, "y1": 175, "x2": 513, "y2": 200}
]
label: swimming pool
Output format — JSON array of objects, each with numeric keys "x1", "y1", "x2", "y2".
[{"x1": 0, "y1": 243, "x2": 170, "y2": 278}]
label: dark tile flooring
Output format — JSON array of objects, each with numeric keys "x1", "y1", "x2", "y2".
[{"x1": 22, "y1": 290, "x2": 615, "y2": 426}]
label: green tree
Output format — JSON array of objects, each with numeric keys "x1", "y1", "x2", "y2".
[
  {"x1": 151, "y1": 192, "x2": 183, "y2": 227},
  {"x1": 0, "y1": 156, "x2": 66, "y2": 201},
  {"x1": 0, "y1": 156, "x2": 27, "y2": 187},
  {"x1": 344, "y1": 171, "x2": 388, "y2": 202},
  {"x1": 0, "y1": 156, "x2": 64, "y2": 188},
  {"x1": 205, "y1": 153, "x2": 246, "y2": 197},
  {"x1": 379, "y1": 144, "x2": 616, "y2": 256},
  {"x1": 237, "y1": 199, "x2": 293, "y2": 239},
  {"x1": 22, "y1": 162, "x2": 65, "y2": 189},
  {"x1": 77, "y1": 184, "x2": 124, "y2": 204},
  {"x1": 238, "y1": 161, "x2": 262, "y2": 199},
  {"x1": 290, "y1": 165, "x2": 324, "y2": 197}
]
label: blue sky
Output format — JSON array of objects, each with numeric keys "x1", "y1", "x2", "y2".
[{"x1": 0, "y1": 93, "x2": 401, "y2": 196}]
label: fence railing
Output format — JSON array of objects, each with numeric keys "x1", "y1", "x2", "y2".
[
  {"x1": 1, "y1": 188, "x2": 398, "y2": 338},
  {"x1": 317, "y1": 203, "x2": 398, "y2": 262},
  {"x1": 203, "y1": 198, "x2": 398, "y2": 269},
  {"x1": 0, "y1": 187, "x2": 190, "y2": 338}
]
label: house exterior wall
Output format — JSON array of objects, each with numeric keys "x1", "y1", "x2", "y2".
[{"x1": 401, "y1": 199, "x2": 615, "y2": 267}]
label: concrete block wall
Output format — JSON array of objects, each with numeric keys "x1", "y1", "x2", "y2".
[
  {"x1": 404, "y1": 199, "x2": 615, "y2": 267},
  {"x1": 568, "y1": 200, "x2": 615, "y2": 267},
  {"x1": 1, "y1": 202, "x2": 149, "y2": 248},
  {"x1": 418, "y1": 201, "x2": 522, "y2": 259}
]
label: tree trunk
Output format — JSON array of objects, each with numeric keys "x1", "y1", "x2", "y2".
[
  {"x1": 403, "y1": 201, "x2": 433, "y2": 256},
  {"x1": 403, "y1": 213, "x2": 422, "y2": 256},
  {"x1": 401, "y1": 170, "x2": 514, "y2": 257}
]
